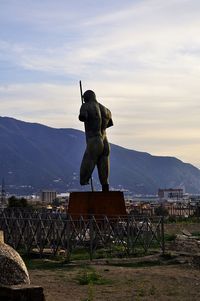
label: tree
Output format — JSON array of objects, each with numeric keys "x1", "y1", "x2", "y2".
[
  {"x1": 154, "y1": 205, "x2": 169, "y2": 216},
  {"x1": 8, "y1": 196, "x2": 28, "y2": 208},
  {"x1": 52, "y1": 198, "x2": 60, "y2": 207}
]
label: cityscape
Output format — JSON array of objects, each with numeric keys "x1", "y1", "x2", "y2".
[{"x1": 1, "y1": 0, "x2": 200, "y2": 300}]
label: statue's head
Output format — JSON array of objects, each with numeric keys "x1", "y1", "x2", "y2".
[{"x1": 83, "y1": 90, "x2": 96, "y2": 103}]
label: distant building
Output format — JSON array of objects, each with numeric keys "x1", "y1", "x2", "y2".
[
  {"x1": 41, "y1": 190, "x2": 57, "y2": 203},
  {"x1": 158, "y1": 188, "x2": 183, "y2": 201},
  {"x1": 190, "y1": 195, "x2": 200, "y2": 204},
  {"x1": 57, "y1": 192, "x2": 69, "y2": 201}
]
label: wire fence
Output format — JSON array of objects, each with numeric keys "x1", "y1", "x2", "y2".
[{"x1": 0, "y1": 208, "x2": 165, "y2": 260}]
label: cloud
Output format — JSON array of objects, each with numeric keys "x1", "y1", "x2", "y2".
[
  {"x1": 1, "y1": 0, "x2": 200, "y2": 81},
  {"x1": 0, "y1": 83, "x2": 82, "y2": 129},
  {"x1": 0, "y1": 0, "x2": 200, "y2": 168}
]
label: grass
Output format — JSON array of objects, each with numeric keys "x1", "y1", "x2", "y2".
[
  {"x1": 70, "y1": 245, "x2": 129, "y2": 260},
  {"x1": 149, "y1": 284, "x2": 156, "y2": 295},
  {"x1": 108, "y1": 259, "x2": 161, "y2": 268},
  {"x1": 191, "y1": 231, "x2": 200, "y2": 237},
  {"x1": 23, "y1": 247, "x2": 163, "y2": 272},
  {"x1": 164, "y1": 233, "x2": 176, "y2": 241},
  {"x1": 70, "y1": 248, "x2": 91, "y2": 261},
  {"x1": 132, "y1": 281, "x2": 157, "y2": 300},
  {"x1": 160, "y1": 252, "x2": 176, "y2": 260},
  {"x1": 76, "y1": 267, "x2": 112, "y2": 286},
  {"x1": 166, "y1": 216, "x2": 200, "y2": 224},
  {"x1": 24, "y1": 257, "x2": 72, "y2": 271}
]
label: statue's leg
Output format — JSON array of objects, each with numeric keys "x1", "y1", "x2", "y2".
[
  {"x1": 80, "y1": 137, "x2": 104, "y2": 185},
  {"x1": 97, "y1": 156, "x2": 110, "y2": 191},
  {"x1": 97, "y1": 137, "x2": 110, "y2": 191}
]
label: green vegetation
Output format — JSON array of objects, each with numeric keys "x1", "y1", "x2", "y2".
[
  {"x1": 24, "y1": 258, "x2": 70, "y2": 270},
  {"x1": 154, "y1": 205, "x2": 169, "y2": 216},
  {"x1": 76, "y1": 267, "x2": 112, "y2": 285},
  {"x1": 21, "y1": 244, "x2": 162, "y2": 265},
  {"x1": 69, "y1": 246, "x2": 160, "y2": 261},
  {"x1": 108, "y1": 259, "x2": 161, "y2": 268},
  {"x1": 191, "y1": 231, "x2": 200, "y2": 238},
  {"x1": 70, "y1": 248, "x2": 91, "y2": 261},
  {"x1": 133, "y1": 281, "x2": 157, "y2": 300},
  {"x1": 149, "y1": 284, "x2": 156, "y2": 296},
  {"x1": 25, "y1": 257, "x2": 165, "y2": 274},
  {"x1": 167, "y1": 215, "x2": 200, "y2": 223},
  {"x1": 81, "y1": 283, "x2": 94, "y2": 301},
  {"x1": 164, "y1": 233, "x2": 176, "y2": 241},
  {"x1": 76, "y1": 270, "x2": 100, "y2": 285},
  {"x1": 160, "y1": 252, "x2": 176, "y2": 260},
  {"x1": 8, "y1": 195, "x2": 30, "y2": 208}
]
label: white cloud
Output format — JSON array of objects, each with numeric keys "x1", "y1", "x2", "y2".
[
  {"x1": 0, "y1": 0, "x2": 200, "y2": 168},
  {"x1": 0, "y1": 83, "x2": 82, "y2": 129},
  {"x1": 1, "y1": 0, "x2": 200, "y2": 80}
]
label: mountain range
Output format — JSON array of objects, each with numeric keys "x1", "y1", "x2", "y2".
[{"x1": 0, "y1": 116, "x2": 200, "y2": 196}]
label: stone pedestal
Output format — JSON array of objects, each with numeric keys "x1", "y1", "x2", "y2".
[
  {"x1": 0, "y1": 231, "x2": 45, "y2": 300},
  {"x1": 68, "y1": 191, "x2": 126, "y2": 218},
  {"x1": 0, "y1": 240, "x2": 30, "y2": 286},
  {"x1": 0, "y1": 285, "x2": 45, "y2": 301}
]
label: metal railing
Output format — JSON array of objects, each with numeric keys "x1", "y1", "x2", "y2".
[{"x1": 0, "y1": 208, "x2": 165, "y2": 259}]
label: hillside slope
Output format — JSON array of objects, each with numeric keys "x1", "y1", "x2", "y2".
[{"x1": 0, "y1": 116, "x2": 199, "y2": 195}]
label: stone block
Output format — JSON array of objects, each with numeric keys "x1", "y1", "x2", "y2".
[
  {"x1": 0, "y1": 242, "x2": 30, "y2": 285},
  {"x1": 68, "y1": 191, "x2": 127, "y2": 218},
  {"x1": 0, "y1": 285, "x2": 45, "y2": 301}
]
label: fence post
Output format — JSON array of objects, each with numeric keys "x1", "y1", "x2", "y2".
[
  {"x1": 89, "y1": 216, "x2": 94, "y2": 261},
  {"x1": 127, "y1": 215, "x2": 130, "y2": 255},
  {"x1": 161, "y1": 215, "x2": 165, "y2": 254},
  {"x1": 0, "y1": 230, "x2": 4, "y2": 243},
  {"x1": 66, "y1": 216, "x2": 71, "y2": 261}
]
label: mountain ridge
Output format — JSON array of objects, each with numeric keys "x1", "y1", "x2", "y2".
[{"x1": 0, "y1": 116, "x2": 200, "y2": 195}]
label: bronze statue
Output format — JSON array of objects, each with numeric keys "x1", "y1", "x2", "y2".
[{"x1": 79, "y1": 90, "x2": 113, "y2": 191}]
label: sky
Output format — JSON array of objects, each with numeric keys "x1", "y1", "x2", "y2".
[{"x1": 0, "y1": 0, "x2": 200, "y2": 168}]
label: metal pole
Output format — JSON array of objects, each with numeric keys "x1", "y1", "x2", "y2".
[
  {"x1": 79, "y1": 80, "x2": 83, "y2": 104},
  {"x1": 89, "y1": 216, "x2": 94, "y2": 261}
]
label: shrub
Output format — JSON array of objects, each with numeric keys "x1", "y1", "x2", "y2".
[
  {"x1": 155, "y1": 205, "x2": 169, "y2": 216},
  {"x1": 8, "y1": 196, "x2": 28, "y2": 208}
]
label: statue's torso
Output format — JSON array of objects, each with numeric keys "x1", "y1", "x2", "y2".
[{"x1": 79, "y1": 101, "x2": 113, "y2": 140}]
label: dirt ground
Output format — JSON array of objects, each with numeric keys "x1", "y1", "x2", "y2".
[
  {"x1": 28, "y1": 222, "x2": 200, "y2": 301},
  {"x1": 165, "y1": 222, "x2": 200, "y2": 236},
  {"x1": 29, "y1": 259, "x2": 200, "y2": 301}
]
